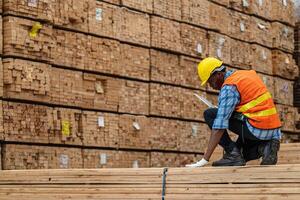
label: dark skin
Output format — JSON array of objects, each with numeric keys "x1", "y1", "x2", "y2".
[{"x1": 203, "y1": 71, "x2": 227, "y2": 161}]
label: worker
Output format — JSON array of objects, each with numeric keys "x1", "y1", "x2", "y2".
[{"x1": 186, "y1": 57, "x2": 281, "y2": 167}]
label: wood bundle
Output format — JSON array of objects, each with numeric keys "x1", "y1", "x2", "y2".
[
  {"x1": 273, "y1": 77, "x2": 294, "y2": 106},
  {"x1": 181, "y1": 0, "x2": 210, "y2": 28},
  {"x1": 0, "y1": 0, "x2": 299, "y2": 162},
  {"x1": 2, "y1": 58, "x2": 150, "y2": 113},
  {"x1": 208, "y1": 32, "x2": 231, "y2": 65},
  {"x1": 83, "y1": 149, "x2": 150, "y2": 168},
  {"x1": 3, "y1": 144, "x2": 83, "y2": 170},
  {"x1": 150, "y1": 16, "x2": 181, "y2": 52},
  {"x1": 1, "y1": 165, "x2": 300, "y2": 199},
  {"x1": 149, "y1": 83, "x2": 206, "y2": 121},
  {"x1": 153, "y1": 0, "x2": 182, "y2": 21},
  {"x1": 150, "y1": 50, "x2": 200, "y2": 88},
  {"x1": 272, "y1": 50, "x2": 298, "y2": 79},
  {"x1": 3, "y1": 17, "x2": 54, "y2": 62},
  {"x1": 150, "y1": 83, "x2": 218, "y2": 121},
  {"x1": 250, "y1": 44, "x2": 273, "y2": 75}
]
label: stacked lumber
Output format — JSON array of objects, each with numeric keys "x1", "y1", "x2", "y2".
[
  {"x1": 0, "y1": 0, "x2": 299, "y2": 168},
  {"x1": 1, "y1": 165, "x2": 300, "y2": 199},
  {"x1": 1, "y1": 143, "x2": 204, "y2": 169}
]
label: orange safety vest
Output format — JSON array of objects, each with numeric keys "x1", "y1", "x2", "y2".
[{"x1": 223, "y1": 70, "x2": 281, "y2": 130}]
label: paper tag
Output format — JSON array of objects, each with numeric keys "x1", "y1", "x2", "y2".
[
  {"x1": 262, "y1": 76, "x2": 268, "y2": 85},
  {"x1": 242, "y1": 0, "x2": 249, "y2": 7},
  {"x1": 240, "y1": 22, "x2": 245, "y2": 32},
  {"x1": 262, "y1": 50, "x2": 267, "y2": 60},
  {"x1": 100, "y1": 153, "x2": 107, "y2": 165},
  {"x1": 95, "y1": 81, "x2": 104, "y2": 94},
  {"x1": 133, "y1": 122, "x2": 140, "y2": 130},
  {"x1": 98, "y1": 116, "x2": 105, "y2": 127},
  {"x1": 196, "y1": 43, "x2": 202, "y2": 54},
  {"x1": 59, "y1": 154, "x2": 69, "y2": 168},
  {"x1": 258, "y1": 0, "x2": 263, "y2": 7},
  {"x1": 61, "y1": 120, "x2": 70, "y2": 136},
  {"x1": 218, "y1": 37, "x2": 225, "y2": 46},
  {"x1": 283, "y1": 27, "x2": 289, "y2": 37},
  {"x1": 132, "y1": 160, "x2": 139, "y2": 168},
  {"x1": 28, "y1": 0, "x2": 38, "y2": 7},
  {"x1": 257, "y1": 23, "x2": 266, "y2": 30},
  {"x1": 283, "y1": 0, "x2": 287, "y2": 7},
  {"x1": 29, "y1": 22, "x2": 42, "y2": 39},
  {"x1": 285, "y1": 57, "x2": 290, "y2": 64},
  {"x1": 96, "y1": 8, "x2": 103, "y2": 21},
  {"x1": 217, "y1": 48, "x2": 222, "y2": 59},
  {"x1": 191, "y1": 124, "x2": 198, "y2": 137},
  {"x1": 282, "y1": 83, "x2": 289, "y2": 93}
]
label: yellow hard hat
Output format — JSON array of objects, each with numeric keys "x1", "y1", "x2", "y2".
[{"x1": 198, "y1": 57, "x2": 223, "y2": 86}]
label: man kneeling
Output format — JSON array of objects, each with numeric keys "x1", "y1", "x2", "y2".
[{"x1": 186, "y1": 57, "x2": 281, "y2": 168}]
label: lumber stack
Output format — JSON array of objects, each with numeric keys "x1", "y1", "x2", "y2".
[
  {"x1": 0, "y1": 0, "x2": 299, "y2": 170},
  {"x1": 1, "y1": 165, "x2": 300, "y2": 199}
]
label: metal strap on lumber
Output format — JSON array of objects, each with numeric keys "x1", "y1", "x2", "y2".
[{"x1": 161, "y1": 167, "x2": 168, "y2": 200}]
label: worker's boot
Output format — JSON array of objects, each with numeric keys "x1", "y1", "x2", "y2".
[
  {"x1": 212, "y1": 146, "x2": 246, "y2": 166},
  {"x1": 259, "y1": 139, "x2": 280, "y2": 165}
]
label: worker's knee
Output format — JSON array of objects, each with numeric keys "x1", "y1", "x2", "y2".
[{"x1": 203, "y1": 108, "x2": 218, "y2": 124}]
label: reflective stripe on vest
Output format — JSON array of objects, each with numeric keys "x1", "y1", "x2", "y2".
[
  {"x1": 237, "y1": 92, "x2": 272, "y2": 113},
  {"x1": 243, "y1": 107, "x2": 277, "y2": 118}
]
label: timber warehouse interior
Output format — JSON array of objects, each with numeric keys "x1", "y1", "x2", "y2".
[{"x1": 0, "y1": 0, "x2": 300, "y2": 199}]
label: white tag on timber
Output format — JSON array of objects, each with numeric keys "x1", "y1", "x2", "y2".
[
  {"x1": 96, "y1": 8, "x2": 103, "y2": 21},
  {"x1": 257, "y1": 23, "x2": 266, "y2": 30},
  {"x1": 59, "y1": 154, "x2": 69, "y2": 168},
  {"x1": 132, "y1": 160, "x2": 139, "y2": 168},
  {"x1": 28, "y1": 0, "x2": 38, "y2": 7},
  {"x1": 95, "y1": 81, "x2": 104, "y2": 94},
  {"x1": 218, "y1": 37, "x2": 225, "y2": 46},
  {"x1": 283, "y1": 27, "x2": 289, "y2": 37},
  {"x1": 262, "y1": 76, "x2": 268, "y2": 85},
  {"x1": 240, "y1": 22, "x2": 245, "y2": 32},
  {"x1": 191, "y1": 124, "x2": 198, "y2": 136},
  {"x1": 285, "y1": 57, "x2": 290, "y2": 64},
  {"x1": 133, "y1": 122, "x2": 141, "y2": 130},
  {"x1": 283, "y1": 0, "x2": 287, "y2": 7},
  {"x1": 100, "y1": 153, "x2": 107, "y2": 165},
  {"x1": 196, "y1": 43, "x2": 203, "y2": 54},
  {"x1": 242, "y1": 0, "x2": 249, "y2": 7},
  {"x1": 282, "y1": 83, "x2": 289, "y2": 93},
  {"x1": 258, "y1": 0, "x2": 263, "y2": 7},
  {"x1": 98, "y1": 116, "x2": 105, "y2": 127},
  {"x1": 262, "y1": 50, "x2": 267, "y2": 60},
  {"x1": 217, "y1": 48, "x2": 222, "y2": 59}
]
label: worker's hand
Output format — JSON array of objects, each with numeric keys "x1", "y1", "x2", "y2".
[{"x1": 185, "y1": 158, "x2": 209, "y2": 168}]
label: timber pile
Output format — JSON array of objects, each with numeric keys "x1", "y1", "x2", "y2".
[
  {"x1": 0, "y1": 0, "x2": 299, "y2": 169},
  {"x1": 1, "y1": 165, "x2": 300, "y2": 199}
]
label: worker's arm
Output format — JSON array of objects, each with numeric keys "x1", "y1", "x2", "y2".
[
  {"x1": 204, "y1": 85, "x2": 240, "y2": 161},
  {"x1": 203, "y1": 129, "x2": 225, "y2": 161},
  {"x1": 185, "y1": 129, "x2": 225, "y2": 168}
]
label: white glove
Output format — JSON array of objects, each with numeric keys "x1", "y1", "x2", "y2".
[{"x1": 185, "y1": 158, "x2": 209, "y2": 168}]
